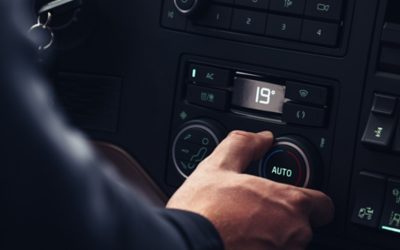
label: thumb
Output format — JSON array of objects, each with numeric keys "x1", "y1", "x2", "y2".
[{"x1": 204, "y1": 130, "x2": 274, "y2": 173}]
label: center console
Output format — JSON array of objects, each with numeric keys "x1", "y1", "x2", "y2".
[{"x1": 53, "y1": 0, "x2": 400, "y2": 249}]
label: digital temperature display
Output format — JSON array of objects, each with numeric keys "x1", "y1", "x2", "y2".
[{"x1": 232, "y1": 77, "x2": 286, "y2": 114}]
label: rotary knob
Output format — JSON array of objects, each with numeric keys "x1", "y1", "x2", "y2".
[
  {"x1": 172, "y1": 120, "x2": 223, "y2": 178},
  {"x1": 259, "y1": 136, "x2": 321, "y2": 188},
  {"x1": 174, "y1": 0, "x2": 208, "y2": 16}
]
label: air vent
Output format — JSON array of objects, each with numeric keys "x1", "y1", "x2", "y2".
[{"x1": 55, "y1": 73, "x2": 122, "y2": 132}]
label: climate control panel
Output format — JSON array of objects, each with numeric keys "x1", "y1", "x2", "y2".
[{"x1": 166, "y1": 55, "x2": 337, "y2": 188}]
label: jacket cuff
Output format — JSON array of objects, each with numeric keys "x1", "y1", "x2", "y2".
[{"x1": 158, "y1": 209, "x2": 224, "y2": 250}]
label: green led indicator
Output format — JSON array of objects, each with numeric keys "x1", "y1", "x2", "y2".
[
  {"x1": 192, "y1": 68, "x2": 197, "y2": 78},
  {"x1": 381, "y1": 226, "x2": 400, "y2": 234}
]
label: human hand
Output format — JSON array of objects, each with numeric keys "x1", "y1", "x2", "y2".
[{"x1": 167, "y1": 131, "x2": 334, "y2": 250}]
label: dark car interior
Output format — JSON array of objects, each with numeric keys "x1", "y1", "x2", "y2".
[{"x1": 20, "y1": 0, "x2": 400, "y2": 249}]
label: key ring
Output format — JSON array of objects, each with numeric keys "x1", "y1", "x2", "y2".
[{"x1": 28, "y1": 12, "x2": 55, "y2": 51}]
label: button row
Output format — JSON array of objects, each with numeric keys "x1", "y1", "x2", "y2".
[
  {"x1": 186, "y1": 63, "x2": 329, "y2": 127},
  {"x1": 213, "y1": 0, "x2": 344, "y2": 21},
  {"x1": 194, "y1": 5, "x2": 339, "y2": 46},
  {"x1": 362, "y1": 93, "x2": 399, "y2": 151},
  {"x1": 352, "y1": 172, "x2": 400, "y2": 235}
]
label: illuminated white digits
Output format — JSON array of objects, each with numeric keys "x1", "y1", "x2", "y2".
[{"x1": 255, "y1": 86, "x2": 271, "y2": 105}]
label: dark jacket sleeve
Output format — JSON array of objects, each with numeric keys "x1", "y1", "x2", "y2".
[
  {"x1": 1, "y1": 2, "x2": 224, "y2": 248},
  {"x1": 2, "y1": 77, "x2": 224, "y2": 250}
]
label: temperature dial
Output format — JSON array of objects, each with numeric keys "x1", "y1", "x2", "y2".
[
  {"x1": 172, "y1": 120, "x2": 223, "y2": 178},
  {"x1": 259, "y1": 136, "x2": 321, "y2": 187}
]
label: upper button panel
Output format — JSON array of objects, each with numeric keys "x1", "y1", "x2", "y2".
[{"x1": 161, "y1": 0, "x2": 349, "y2": 53}]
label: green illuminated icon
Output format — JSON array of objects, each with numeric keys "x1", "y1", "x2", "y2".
[
  {"x1": 201, "y1": 138, "x2": 210, "y2": 146},
  {"x1": 358, "y1": 207, "x2": 374, "y2": 221},
  {"x1": 200, "y1": 92, "x2": 215, "y2": 103},
  {"x1": 389, "y1": 212, "x2": 400, "y2": 227},
  {"x1": 179, "y1": 111, "x2": 188, "y2": 120},
  {"x1": 393, "y1": 188, "x2": 400, "y2": 204},
  {"x1": 381, "y1": 226, "x2": 400, "y2": 234},
  {"x1": 190, "y1": 147, "x2": 208, "y2": 163},
  {"x1": 374, "y1": 127, "x2": 383, "y2": 138},
  {"x1": 181, "y1": 148, "x2": 189, "y2": 154},
  {"x1": 192, "y1": 68, "x2": 197, "y2": 78},
  {"x1": 183, "y1": 134, "x2": 192, "y2": 141},
  {"x1": 299, "y1": 89, "x2": 309, "y2": 98}
]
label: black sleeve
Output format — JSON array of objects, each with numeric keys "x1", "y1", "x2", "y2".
[
  {"x1": 0, "y1": 2, "x2": 224, "y2": 248},
  {"x1": 2, "y1": 79, "x2": 224, "y2": 250}
]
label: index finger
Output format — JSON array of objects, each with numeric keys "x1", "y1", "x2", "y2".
[{"x1": 205, "y1": 130, "x2": 274, "y2": 173}]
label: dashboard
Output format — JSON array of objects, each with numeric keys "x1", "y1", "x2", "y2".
[{"x1": 49, "y1": 0, "x2": 400, "y2": 249}]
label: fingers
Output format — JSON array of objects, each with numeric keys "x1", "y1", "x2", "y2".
[
  {"x1": 205, "y1": 130, "x2": 274, "y2": 173},
  {"x1": 302, "y1": 189, "x2": 335, "y2": 228}
]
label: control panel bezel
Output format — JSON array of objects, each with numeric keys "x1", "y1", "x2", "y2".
[{"x1": 166, "y1": 54, "x2": 340, "y2": 189}]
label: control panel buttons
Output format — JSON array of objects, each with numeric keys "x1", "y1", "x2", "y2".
[
  {"x1": 305, "y1": 0, "x2": 343, "y2": 21},
  {"x1": 285, "y1": 81, "x2": 328, "y2": 106},
  {"x1": 231, "y1": 9, "x2": 267, "y2": 35},
  {"x1": 162, "y1": 0, "x2": 188, "y2": 30},
  {"x1": 172, "y1": 120, "x2": 223, "y2": 178},
  {"x1": 351, "y1": 172, "x2": 386, "y2": 228},
  {"x1": 301, "y1": 20, "x2": 339, "y2": 46},
  {"x1": 187, "y1": 84, "x2": 230, "y2": 110},
  {"x1": 371, "y1": 93, "x2": 397, "y2": 116},
  {"x1": 195, "y1": 5, "x2": 233, "y2": 29},
  {"x1": 361, "y1": 113, "x2": 396, "y2": 148},
  {"x1": 162, "y1": 0, "x2": 346, "y2": 51},
  {"x1": 282, "y1": 102, "x2": 326, "y2": 127},
  {"x1": 189, "y1": 64, "x2": 231, "y2": 86},
  {"x1": 269, "y1": 0, "x2": 306, "y2": 15},
  {"x1": 266, "y1": 15, "x2": 302, "y2": 40},
  {"x1": 380, "y1": 179, "x2": 400, "y2": 234},
  {"x1": 235, "y1": 0, "x2": 269, "y2": 10},
  {"x1": 259, "y1": 136, "x2": 319, "y2": 187}
]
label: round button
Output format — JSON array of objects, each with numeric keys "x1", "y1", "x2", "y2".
[
  {"x1": 174, "y1": 0, "x2": 198, "y2": 14},
  {"x1": 259, "y1": 137, "x2": 319, "y2": 187},
  {"x1": 172, "y1": 120, "x2": 222, "y2": 178}
]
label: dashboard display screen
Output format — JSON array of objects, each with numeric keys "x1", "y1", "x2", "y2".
[{"x1": 232, "y1": 77, "x2": 286, "y2": 114}]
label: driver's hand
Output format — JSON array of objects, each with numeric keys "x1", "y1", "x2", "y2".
[{"x1": 167, "y1": 131, "x2": 334, "y2": 250}]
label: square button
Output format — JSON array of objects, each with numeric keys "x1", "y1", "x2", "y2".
[
  {"x1": 305, "y1": 0, "x2": 344, "y2": 21},
  {"x1": 266, "y1": 15, "x2": 302, "y2": 40},
  {"x1": 371, "y1": 93, "x2": 397, "y2": 116},
  {"x1": 269, "y1": 0, "x2": 306, "y2": 15},
  {"x1": 351, "y1": 172, "x2": 386, "y2": 228},
  {"x1": 161, "y1": 0, "x2": 187, "y2": 30},
  {"x1": 186, "y1": 85, "x2": 230, "y2": 111},
  {"x1": 361, "y1": 113, "x2": 396, "y2": 148},
  {"x1": 231, "y1": 9, "x2": 267, "y2": 35},
  {"x1": 285, "y1": 81, "x2": 328, "y2": 105},
  {"x1": 301, "y1": 20, "x2": 339, "y2": 46},
  {"x1": 195, "y1": 5, "x2": 233, "y2": 29}
]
